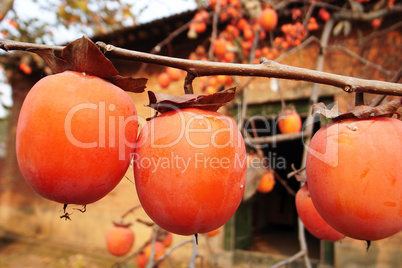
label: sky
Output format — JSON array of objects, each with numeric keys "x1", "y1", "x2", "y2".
[{"x1": 0, "y1": 0, "x2": 199, "y2": 118}]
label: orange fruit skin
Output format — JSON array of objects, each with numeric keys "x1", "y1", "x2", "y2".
[
  {"x1": 158, "y1": 72, "x2": 171, "y2": 88},
  {"x1": 162, "y1": 232, "x2": 173, "y2": 247},
  {"x1": 318, "y1": 8, "x2": 331, "y2": 22},
  {"x1": 134, "y1": 108, "x2": 247, "y2": 235},
  {"x1": 213, "y1": 38, "x2": 227, "y2": 58},
  {"x1": 278, "y1": 109, "x2": 302, "y2": 134},
  {"x1": 106, "y1": 225, "x2": 135, "y2": 256},
  {"x1": 371, "y1": 18, "x2": 381, "y2": 28},
  {"x1": 258, "y1": 8, "x2": 278, "y2": 31},
  {"x1": 306, "y1": 118, "x2": 402, "y2": 241},
  {"x1": 296, "y1": 184, "x2": 346, "y2": 242},
  {"x1": 166, "y1": 67, "x2": 182, "y2": 81},
  {"x1": 144, "y1": 241, "x2": 166, "y2": 260},
  {"x1": 257, "y1": 171, "x2": 275, "y2": 193},
  {"x1": 205, "y1": 227, "x2": 220, "y2": 237},
  {"x1": 16, "y1": 71, "x2": 138, "y2": 205},
  {"x1": 136, "y1": 253, "x2": 147, "y2": 268}
]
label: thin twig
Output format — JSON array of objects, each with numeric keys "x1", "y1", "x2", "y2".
[
  {"x1": 145, "y1": 226, "x2": 160, "y2": 268},
  {"x1": 188, "y1": 235, "x2": 198, "y2": 268},
  {"x1": 208, "y1": 0, "x2": 221, "y2": 60},
  {"x1": 272, "y1": 169, "x2": 296, "y2": 197},
  {"x1": 328, "y1": 45, "x2": 396, "y2": 76},
  {"x1": 154, "y1": 238, "x2": 194, "y2": 267},
  {"x1": 269, "y1": 249, "x2": 307, "y2": 268},
  {"x1": 136, "y1": 15, "x2": 199, "y2": 76},
  {"x1": 362, "y1": 20, "x2": 402, "y2": 44},
  {"x1": 245, "y1": 132, "x2": 309, "y2": 145},
  {"x1": 121, "y1": 204, "x2": 142, "y2": 219},
  {"x1": 287, "y1": 165, "x2": 306, "y2": 179},
  {"x1": 370, "y1": 67, "x2": 402, "y2": 106}
]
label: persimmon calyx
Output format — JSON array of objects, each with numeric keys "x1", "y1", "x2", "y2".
[
  {"x1": 146, "y1": 87, "x2": 236, "y2": 115},
  {"x1": 312, "y1": 97, "x2": 401, "y2": 121}
]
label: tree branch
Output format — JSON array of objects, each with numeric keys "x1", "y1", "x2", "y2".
[
  {"x1": 1, "y1": 38, "x2": 401, "y2": 96},
  {"x1": 333, "y1": 5, "x2": 402, "y2": 21},
  {"x1": 328, "y1": 45, "x2": 396, "y2": 76}
]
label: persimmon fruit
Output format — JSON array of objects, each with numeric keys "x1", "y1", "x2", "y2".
[
  {"x1": 150, "y1": 229, "x2": 173, "y2": 248},
  {"x1": 318, "y1": 8, "x2": 330, "y2": 22},
  {"x1": 205, "y1": 227, "x2": 220, "y2": 237},
  {"x1": 106, "y1": 224, "x2": 135, "y2": 256},
  {"x1": 257, "y1": 170, "x2": 276, "y2": 193},
  {"x1": 278, "y1": 109, "x2": 302, "y2": 134},
  {"x1": 190, "y1": 21, "x2": 207, "y2": 34},
  {"x1": 258, "y1": 8, "x2": 278, "y2": 31},
  {"x1": 161, "y1": 232, "x2": 173, "y2": 247},
  {"x1": 166, "y1": 67, "x2": 182, "y2": 81},
  {"x1": 296, "y1": 184, "x2": 346, "y2": 242},
  {"x1": 371, "y1": 18, "x2": 381, "y2": 28},
  {"x1": 16, "y1": 71, "x2": 138, "y2": 205},
  {"x1": 213, "y1": 38, "x2": 227, "y2": 58},
  {"x1": 306, "y1": 117, "x2": 402, "y2": 241},
  {"x1": 133, "y1": 108, "x2": 247, "y2": 235},
  {"x1": 19, "y1": 63, "x2": 32, "y2": 75},
  {"x1": 158, "y1": 72, "x2": 171, "y2": 88}
]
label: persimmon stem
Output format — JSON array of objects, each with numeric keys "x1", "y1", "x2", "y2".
[
  {"x1": 121, "y1": 204, "x2": 142, "y2": 219},
  {"x1": 355, "y1": 92, "x2": 365, "y2": 106},
  {"x1": 184, "y1": 72, "x2": 195, "y2": 94},
  {"x1": 366, "y1": 240, "x2": 371, "y2": 252}
]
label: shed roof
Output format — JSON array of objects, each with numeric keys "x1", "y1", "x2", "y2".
[{"x1": 92, "y1": 9, "x2": 199, "y2": 52}]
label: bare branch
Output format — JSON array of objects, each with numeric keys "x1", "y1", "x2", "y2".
[
  {"x1": 269, "y1": 249, "x2": 307, "y2": 268},
  {"x1": 208, "y1": 0, "x2": 221, "y2": 60},
  {"x1": 333, "y1": 5, "x2": 402, "y2": 21},
  {"x1": 1, "y1": 38, "x2": 401, "y2": 96},
  {"x1": 328, "y1": 45, "x2": 396, "y2": 76},
  {"x1": 245, "y1": 132, "x2": 309, "y2": 145},
  {"x1": 273, "y1": 170, "x2": 296, "y2": 197},
  {"x1": 362, "y1": 20, "x2": 402, "y2": 44},
  {"x1": 154, "y1": 238, "x2": 194, "y2": 267}
]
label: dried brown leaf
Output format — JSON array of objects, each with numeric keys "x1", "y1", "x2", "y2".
[
  {"x1": 109, "y1": 75, "x2": 147, "y2": 93},
  {"x1": 27, "y1": 48, "x2": 69, "y2": 74},
  {"x1": 312, "y1": 102, "x2": 342, "y2": 118},
  {"x1": 61, "y1": 36, "x2": 119, "y2": 78},
  {"x1": 313, "y1": 98, "x2": 402, "y2": 121},
  {"x1": 243, "y1": 164, "x2": 265, "y2": 202},
  {"x1": 336, "y1": 97, "x2": 402, "y2": 120},
  {"x1": 28, "y1": 36, "x2": 147, "y2": 93},
  {"x1": 147, "y1": 87, "x2": 236, "y2": 114}
]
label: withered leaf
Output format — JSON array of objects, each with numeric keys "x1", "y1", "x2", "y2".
[
  {"x1": 61, "y1": 36, "x2": 119, "y2": 78},
  {"x1": 28, "y1": 48, "x2": 70, "y2": 74},
  {"x1": 335, "y1": 97, "x2": 401, "y2": 120},
  {"x1": 313, "y1": 98, "x2": 401, "y2": 121},
  {"x1": 312, "y1": 102, "x2": 342, "y2": 118},
  {"x1": 109, "y1": 75, "x2": 147, "y2": 93},
  {"x1": 147, "y1": 87, "x2": 236, "y2": 114},
  {"x1": 243, "y1": 159, "x2": 265, "y2": 202},
  {"x1": 28, "y1": 36, "x2": 146, "y2": 93}
]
